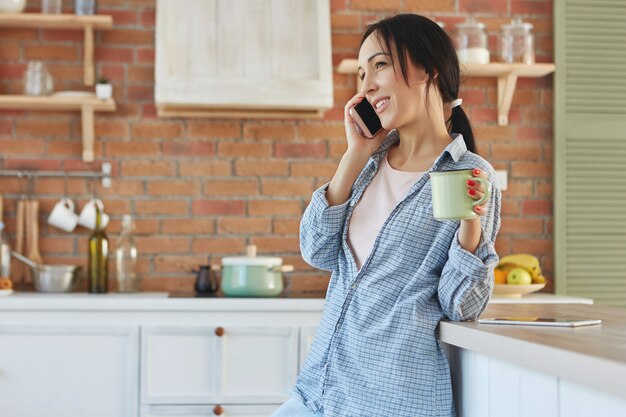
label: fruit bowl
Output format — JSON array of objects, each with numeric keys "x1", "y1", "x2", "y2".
[{"x1": 492, "y1": 283, "x2": 546, "y2": 298}]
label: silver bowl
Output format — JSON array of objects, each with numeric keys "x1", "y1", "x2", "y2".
[{"x1": 32, "y1": 265, "x2": 82, "y2": 293}]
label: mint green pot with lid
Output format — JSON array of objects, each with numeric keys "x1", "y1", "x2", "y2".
[{"x1": 220, "y1": 245, "x2": 294, "y2": 297}]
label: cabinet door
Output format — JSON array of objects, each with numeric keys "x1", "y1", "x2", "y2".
[
  {"x1": 0, "y1": 325, "x2": 139, "y2": 417},
  {"x1": 155, "y1": 0, "x2": 333, "y2": 112},
  {"x1": 142, "y1": 404, "x2": 280, "y2": 417},
  {"x1": 141, "y1": 325, "x2": 298, "y2": 405},
  {"x1": 299, "y1": 326, "x2": 317, "y2": 370}
]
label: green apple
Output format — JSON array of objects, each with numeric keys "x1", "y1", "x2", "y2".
[{"x1": 507, "y1": 267, "x2": 532, "y2": 285}]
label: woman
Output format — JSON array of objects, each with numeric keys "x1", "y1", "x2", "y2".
[{"x1": 272, "y1": 13, "x2": 501, "y2": 417}]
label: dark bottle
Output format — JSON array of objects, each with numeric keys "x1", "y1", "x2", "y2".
[{"x1": 88, "y1": 203, "x2": 109, "y2": 293}]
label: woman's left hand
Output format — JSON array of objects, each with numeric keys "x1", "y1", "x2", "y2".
[{"x1": 466, "y1": 168, "x2": 489, "y2": 217}]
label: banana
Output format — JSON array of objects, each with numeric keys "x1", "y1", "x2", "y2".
[{"x1": 497, "y1": 254, "x2": 546, "y2": 284}]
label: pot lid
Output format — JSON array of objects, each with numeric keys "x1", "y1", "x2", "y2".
[
  {"x1": 501, "y1": 18, "x2": 533, "y2": 32},
  {"x1": 455, "y1": 17, "x2": 486, "y2": 30},
  {"x1": 222, "y1": 256, "x2": 283, "y2": 266},
  {"x1": 222, "y1": 245, "x2": 283, "y2": 266}
]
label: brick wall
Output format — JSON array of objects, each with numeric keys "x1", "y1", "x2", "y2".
[{"x1": 0, "y1": 0, "x2": 554, "y2": 293}]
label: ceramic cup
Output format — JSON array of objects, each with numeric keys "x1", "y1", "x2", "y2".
[
  {"x1": 47, "y1": 198, "x2": 79, "y2": 232},
  {"x1": 78, "y1": 198, "x2": 110, "y2": 230},
  {"x1": 429, "y1": 169, "x2": 491, "y2": 220}
]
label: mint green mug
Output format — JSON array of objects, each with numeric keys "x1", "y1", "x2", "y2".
[{"x1": 429, "y1": 169, "x2": 491, "y2": 220}]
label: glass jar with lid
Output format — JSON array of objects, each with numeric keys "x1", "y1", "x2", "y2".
[
  {"x1": 500, "y1": 18, "x2": 535, "y2": 64},
  {"x1": 455, "y1": 17, "x2": 489, "y2": 64}
]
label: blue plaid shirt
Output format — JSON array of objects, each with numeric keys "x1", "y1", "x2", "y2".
[{"x1": 294, "y1": 131, "x2": 501, "y2": 416}]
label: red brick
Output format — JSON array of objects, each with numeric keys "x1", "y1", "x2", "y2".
[
  {"x1": 137, "y1": 237, "x2": 190, "y2": 254},
  {"x1": 127, "y1": 86, "x2": 154, "y2": 101},
  {"x1": 522, "y1": 200, "x2": 552, "y2": 216},
  {"x1": 249, "y1": 236, "x2": 300, "y2": 253},
  {"x1": 405, "y1": 0, "x2": 454, "y2": 12},
  {"x1": 235, "y1": 160, "x2": 289, "y2": 177},
  {"x1": 95, "y1": 47, "x2": 134, "y2": 63},
  {"x1": 136, "y1": 48, "x2": 155, "y2": 64},
  {"x1": 104, "y1": 10, "x2": 138, "y2": 26},
  {"x1": 331, "y1": 14, "x2": 361, "y2": 30},
  {"x1": 218, "y1": 142, "x2": 272, "y2": 158},
  {"x1": 273, "y1": 219, "x2": 301, "y2": 235},
  {"x1": 0, "y1": 28, "x2": 37, "y2": 41},
  {"x1": 248, "y1": 200, "x2": 303, "y2": 216},
  {"x1": 147, "y1": 180, "x2": 199, "y2": 196},
  {"x1": 95, "y1": 120, "x2": 129, "y2": 138},
  {"x1": 351, "y1": 0, "x2": 402, "y2": 11},
  {"x1": 299, "y1": 124, "x2": 345, "y2": 141},
  {"x1": 0, "y1": 44, "x2": 20, "y2": 60},
  {"x1": 511, "y1": 238, "x2": 553, "y2": 255},
  {"x1": 179, "y1": 161, "x2": 232, "y2": 177},
  {"x1": 99, "y1": 180, "x2": 144, "y2": 197},
  {"x1": 192, "y1": 238, "x2": 246, "y2": 254},
  {"x1": 332, "y1": 33, "x2": 362, "y2": 50},
  {"x1": 106, "y1": 141, "x2": 161, "y2": 157},
  {"x1": 41, "y1": 29, "x2": 83, "y2": 42},
  {"x1": 275, "y1": 143, "x2": 326, "y2": 158},
  {"x1": 161, "y1": 219, "x2": 215, "y2": 234},
  {"x1": 262, "y1": 179, "x2": 314, "y2": 197},
  {"x1": 291, "y1": 162, "x2": 337, "y2": 178},
  {"x1": 501, "y1": 199, "x2": 520, "y2": 216},
  {"x1": 243, "y1": 124, "x2": 296, "y2": 141},
  {"x1": 140, "y1": 9, "x2": 156, "y2": 26},
  {"x1": 4, "y1": 159, "x2": 62, "y2": 171},
  {"x1": 491, "y1": 143, "x2": 542, "y2": 161},
  {"x1": 331, "y1": 0, "x2": 347, "y2": 11},
  {"x1": 511, "y1": 0, "x2": 553, "y2": 16},
  {"x1": 511, "y1": 162, "x2": 552, "y2": 178},
  {"x1": 460, "y1": 0, "x2": 507, "y2": 14},
  {"x1": 163, "y1": 142, "x2": 215, "y2": 157},
  {"x1": 102, "y1": 29, "x2": 153, "y2": 45},
  {"x1": 504, "y1": 180, "x2": 533, "y2": 198},
  {"x1": 153, "y1": 255, "x2": 206, "y2": 273},
  {"x1": 0, "y1": 139, "x2": 45, "y2": 155},
  {"x1": 204, "y1": 180, "x2": 259, "y2": 196},
  {"x1": 16, "y1": 119, "x2": 71, "y2": 137},
  {"x1": 135, "y1": 200, "x2": 188, "y2": 215},
  {"x1": 24, "y1": 45, "x2": 77, "y2": 61},
  {"x1": 500, "y1": 218, "x2": 544, "y2": 235},
  {"x1": 188, "y1": 122, "x2": 240, "y2": 139},
  {"x1": 192, "y1": 200, "x2": 245, "y2": 216},
  {"x1": 217, "y1": 217, "x2": 272, "y2": 234}
]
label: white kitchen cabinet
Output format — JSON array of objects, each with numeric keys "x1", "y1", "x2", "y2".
[
  {"x1": 142, "y1": 404, "x2": 279, "y2": 417},
  {"x1": 155, "y1": 0, "x2": 333, "y2": 118},
  {"x1": 299, "y1": 326, "x2": 317, "y2": 369},
  {"x1": 141, "y1": 325, "x2": 299, "y2": 405},
  {"x1": 0, "y1": 325, "x2": 139, "y2": 417}
]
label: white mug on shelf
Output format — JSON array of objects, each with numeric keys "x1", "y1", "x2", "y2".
[
  {"x1": 78, "y1": 198, "x2": 110, "y2": 230},
  {"x1": 47, "y1": 197, "x2": 79, "y2": 233}
]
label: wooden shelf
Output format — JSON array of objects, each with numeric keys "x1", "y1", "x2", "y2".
[
  {"x1": 0, "y1": 13, "x2": 114, "y2": 86},
  {"x1": 338, "y1": 59, "x2": 555, "y2": 126},
  {"x1": 0, "y1": 95, "x2": 116, "y2": 162}
]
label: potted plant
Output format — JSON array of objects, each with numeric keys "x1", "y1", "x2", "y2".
[{"x1": 95, "y1": 77, "x2": 112, "y2": 100}]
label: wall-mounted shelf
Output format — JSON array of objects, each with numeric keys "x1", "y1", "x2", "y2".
[
  {"x1": 0, "y1": 95, "x2": 116, "y2": 162},
  {"x1": 338, "y1": 59, "x2": 555, "y2": 126},
  {"x1": 0, "y1": 13, "x2": 114, "y2": 86}
]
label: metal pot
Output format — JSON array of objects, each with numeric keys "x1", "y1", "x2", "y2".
[
  {"x1": 12, "y1": 251, "x2": 81, "y2": 293},
  {"x1": 219, "y1": 246, "x2": 294, "y2": 297}
]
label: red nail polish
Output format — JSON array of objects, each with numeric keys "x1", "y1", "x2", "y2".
[
  {"x1": 476, "y1": 206, "x2": 481, "y2": 211},
  {"x1": 469, "y1": 189, "x2": 476, "y2": 196},
  {"x1": 473, "y1": 169, "x2": 481, "y2": 175},
  {"x1": 467, "y1": 180, "x2": 475, "y2": 186}
]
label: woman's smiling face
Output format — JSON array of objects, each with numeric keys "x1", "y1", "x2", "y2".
[{"x1": 357, "y1": 32, "x2": 432, "y2": 131}]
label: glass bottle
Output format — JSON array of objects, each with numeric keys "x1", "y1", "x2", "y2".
[
  {"x1": 115, "y1": 215, "x2": 139, "y2": 292},
  {"x1": 23, "y1": 61, "x2": 54, "y2": 96},
  {"x1": 88, "y1": 203, "x2": 109, "y2": 293},
  {"x1": 455, "y1": 17, "x2": 490, "y2": 64},
  {"x1": 500, "y1": 18, "x2": 535, "y2": 64},
  {"x1": 0, "y1": 222, "x2": 11, "y2": 278}
]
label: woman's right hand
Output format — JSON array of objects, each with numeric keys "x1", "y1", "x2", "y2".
[{"x1": 344, "y1": 93, "x2": 388, "y2": 158}]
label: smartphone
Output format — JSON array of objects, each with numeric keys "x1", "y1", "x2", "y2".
[
  {"x1": 349, "y1": 99, "x2": 383, "y2": 138},
  {"x1": 477, "y1": 317, "x2": 602, "y2": 327}
]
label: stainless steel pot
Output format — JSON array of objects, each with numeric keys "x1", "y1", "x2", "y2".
[
  {"x1": 12, "y1": 251, "x2": 81, "y2": 293},
  {"x1": 218, "y1": 246, "x2": 294, "y2": 297}
]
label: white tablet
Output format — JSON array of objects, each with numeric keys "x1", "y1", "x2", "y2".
[{"x1": 477, "y1": 316, "x2": 602, "y2": 327}]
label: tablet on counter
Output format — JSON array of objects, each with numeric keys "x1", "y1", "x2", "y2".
[{"x1": 477, "y1": 316, "x2": 602, "y2": 327}]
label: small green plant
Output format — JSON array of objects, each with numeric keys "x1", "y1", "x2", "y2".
[{"x1": 96, "y1": 77, "x2": 110, "y2": 84}]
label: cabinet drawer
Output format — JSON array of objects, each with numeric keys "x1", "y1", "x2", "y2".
[
  {"x1": 142, "y1": 404, "x2": 280, "y2": 417},
  {"x1": 141, "y1": 325, "x2": 298, "y2": 404}
]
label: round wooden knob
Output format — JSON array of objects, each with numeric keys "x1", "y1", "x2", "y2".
[
  {"x1": 215, "y1": 327, "x2": 225, "y2": 337},
  {"x1": 213, "y1": 405, "x2": 224, "y2": 415}
]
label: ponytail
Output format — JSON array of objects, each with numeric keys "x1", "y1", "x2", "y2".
[{"x1": 449, "y1": 106, "x2": 477, "y2": 154}]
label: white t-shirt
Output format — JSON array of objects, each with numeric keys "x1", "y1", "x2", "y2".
[{"x1": 347, "y1": 151, "x2": 425, "y2": 270}]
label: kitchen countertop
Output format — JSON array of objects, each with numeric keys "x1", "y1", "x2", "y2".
[
  {"x1": 0, "y1": 291, "x2": 592, "y2": 312},
  {"x1": 439, "y1": 303, "x2": 626, "y2": 400}
]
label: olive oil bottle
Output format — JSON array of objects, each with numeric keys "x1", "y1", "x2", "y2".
[{"x1": 88, "y1": 203, "x2": 109, "y2": 293}]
